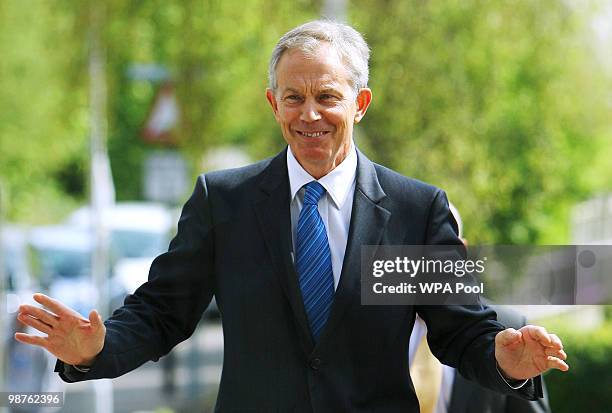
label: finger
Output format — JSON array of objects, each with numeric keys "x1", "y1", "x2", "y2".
[
  {"x1": 17, "y1": 313, "x2": 53, "y2": 335},
  {"x1": 33, "y1": 293, "x2": 70, "y2": 316},
  {"x1": 545, "y1": 348, "x2": 567, "y2": 360},
  {"x1": 18, "y1": 304, "x2": 59, "y2": 327},
  {"x1": 549, "y1": 333, "x2": 563, "y2": 350},
  {"x1": 547, "y1": 356, "x2": 569, "y2": 372},
  {"x1": 525, "y1": 325, "x2": 552, "y2": 346},
  {"x1": 14, "y1": 333, "x2": 49, "y2": 349},
  {"x1": 497, "y1": 328, "x2": 522, "y2": 346}
]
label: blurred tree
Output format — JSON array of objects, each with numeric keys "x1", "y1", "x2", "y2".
[
  {"x1": 0, "y1": 0, "x2": 88, "y2": 222},
  {"x1": 352, "y1": 0, "x2": 610, "y2": 243}
]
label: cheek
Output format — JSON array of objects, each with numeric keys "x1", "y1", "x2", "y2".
[
  {"x1": 331, "y1": 101, "x2": 355, "y2": 122},
  {"x1": 279, "y1": 104, "x2": 298, "y2": 115},
  {"x1": 325, "y1": 108, "x2": 351, "y2": 129},
  {"x1": 279, "y1": 108, "x2": 299, "y2": 125}
]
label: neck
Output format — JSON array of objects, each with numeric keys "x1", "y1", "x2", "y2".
[{"x1": 303, "y1": 164, "x2": 335, "y2": 180}]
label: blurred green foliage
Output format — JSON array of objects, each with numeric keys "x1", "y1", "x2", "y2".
[
  {"x1": 0, "y1": 0, "x2": 610, "y2": 245},
  {"x1": 543, "y1": 314, "x2": 612, "y2": 411},
  {"x1": 0, "y1": 0, "x2": 89, "y2": 222},
  {"x1": 353, "y1": 0, "x2": 611, "y2": 243}
]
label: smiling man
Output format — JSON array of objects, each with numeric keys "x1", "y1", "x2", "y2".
[
  {"x1": 16, "y1": 20, "x2": 567, "y2": 412},
  {"x1": 265, "y1": 42, "x2": 371, "y2": 178}
]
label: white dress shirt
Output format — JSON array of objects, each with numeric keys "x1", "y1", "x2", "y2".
[{"x1": 287, "y1": 143, "x2": 357, "y2": 290}]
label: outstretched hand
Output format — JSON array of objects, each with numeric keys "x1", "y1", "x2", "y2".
[
  {"x1": 14, "y1": 293, "x2": 105, "y2": 367},
  {"x1": 495, "y1": 325, "x2": 568, "y2": 381}
]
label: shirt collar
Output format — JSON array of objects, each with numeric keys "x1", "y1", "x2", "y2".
[{"x1": 287, "y1": 142, "x2": 357, "y2": 210}]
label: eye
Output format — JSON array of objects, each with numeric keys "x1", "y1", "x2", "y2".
[
  {"x1": 319, "y1": 93, "x2": 341, "y2": 103},
  {"x1": 284, "y1": 95, "x2": 302, "y2": 103}
]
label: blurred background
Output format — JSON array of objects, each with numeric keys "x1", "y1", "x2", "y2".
[{"x1": 0, "y1": 0, "x2": 611, "y2": 412}]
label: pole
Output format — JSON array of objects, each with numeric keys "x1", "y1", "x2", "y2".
[{"x1": 88, "y1": 1, "x2": 114, "y2": 412}]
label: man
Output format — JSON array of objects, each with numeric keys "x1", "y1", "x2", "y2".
[
  {"x1": 409, "y1": 204, "x2": 551, "y2": 413},
  {"x1": 15, "y1": 20, "x2": 567, "y2": 412}
]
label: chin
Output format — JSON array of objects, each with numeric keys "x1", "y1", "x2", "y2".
[{"x1": 295, "y1": 147, "x2": 331, "y2": 163}]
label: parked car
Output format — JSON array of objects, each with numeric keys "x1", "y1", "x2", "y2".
[
  {"x1": 66, "y1": 202, "x2": 173, "y2": 310},
  {"x1": 28, "y1": 225, "x2": 97, "y2": 317},
  {"x1": 2, "y1": 225, "x2": 36, "y2": 294},
  {"x1": 1, "y1": 225, "x2": 52, "y2": 397}
]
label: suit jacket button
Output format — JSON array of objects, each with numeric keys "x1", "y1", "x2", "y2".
[{"x1": 309, "y1": 358, "x2": 322, "y2": 370}]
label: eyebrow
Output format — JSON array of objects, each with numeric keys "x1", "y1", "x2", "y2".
[
  {"x1": 319, "y1": 88, "x2": 343, "y2": 96},
  {"x1": 281, "y1": 86, "x2": 344, "y2": 96},
  {"x1": 282, "y1": 88, "x2": 302, "y2": 95}
]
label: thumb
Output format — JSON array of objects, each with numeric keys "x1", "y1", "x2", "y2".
[
  {"x1": 497, "y1": 328, "x2": 522, "y2": 346},
  {"x1": 88, "y1": 310, "x2": 103, "y2": 330}
]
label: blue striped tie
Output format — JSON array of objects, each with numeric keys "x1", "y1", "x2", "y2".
[{"x1": 296, "y1": 181, "x2": 334, "y2": 342}]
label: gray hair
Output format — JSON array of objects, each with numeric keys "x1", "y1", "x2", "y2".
[{"x1": 268, "y1": 20, "x2": 370, "y2": 96}]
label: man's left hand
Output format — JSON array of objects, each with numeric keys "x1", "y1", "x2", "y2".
[{"x1": 495, "y1": 325, "x2": 569, "y2": 380}]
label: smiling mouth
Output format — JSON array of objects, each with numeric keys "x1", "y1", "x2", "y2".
[{"x1": 296, "y1": 130, "x2": 330, "y2": 137}]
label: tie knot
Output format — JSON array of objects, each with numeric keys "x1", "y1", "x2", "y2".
[{"x1": 303, "y1": 181, "x2": 326, "y2": 205}]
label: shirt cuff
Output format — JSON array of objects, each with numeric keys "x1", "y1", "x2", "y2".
[
  {"x1": 496, "y1": 363, "x2": 529, "y2": 389},
  {"x1": 72, "y1": 364, "x2": 92, "y2": 373}
]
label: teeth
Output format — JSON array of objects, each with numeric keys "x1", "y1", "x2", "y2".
[{"x1": 300, "y1": 131, "x2": 326, "y2": 137}]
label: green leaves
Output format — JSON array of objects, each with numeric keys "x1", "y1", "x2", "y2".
[{"x1": 352, "y1": 0, "x2": 610, "y2": 243}]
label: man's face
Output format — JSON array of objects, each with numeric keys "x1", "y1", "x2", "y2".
[{"x1": 266, "y1": 43, "x2": 372, "y2": 178}]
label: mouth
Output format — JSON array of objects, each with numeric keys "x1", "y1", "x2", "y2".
[{"x1": 296, "y1": 130, "x2": 330, "y2": 138}]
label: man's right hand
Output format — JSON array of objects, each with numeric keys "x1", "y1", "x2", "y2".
[{"x1": 14, "y1": 293, "x2": 106, "y2": 367}]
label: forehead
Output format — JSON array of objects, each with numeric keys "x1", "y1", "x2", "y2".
[{"x1": 275, "y1": 44, "x2": 351, "y2": 91}]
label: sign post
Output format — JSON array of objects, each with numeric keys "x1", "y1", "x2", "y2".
[{"x1": 88, "y1": 2, "x2": 114, "y2": 413}]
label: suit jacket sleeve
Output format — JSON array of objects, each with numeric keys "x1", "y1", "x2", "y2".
[
  {"x1": 415, "y1": 189, "x2": 543, "y2": 401},
  {"x1": 55, "y1": 176, "x2": 216, "y2": 382}
]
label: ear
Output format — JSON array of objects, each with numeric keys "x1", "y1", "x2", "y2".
[
  {"x1": 266, "y1": 89, "x2": 281, "y2": 122},
  {"x1": 354, "y1": 88, "x2": 372, "y2": 123}
]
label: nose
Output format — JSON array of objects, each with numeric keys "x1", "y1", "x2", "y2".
[{"x1": 299, "y1": 100, "x2": 322, "y2": 123}]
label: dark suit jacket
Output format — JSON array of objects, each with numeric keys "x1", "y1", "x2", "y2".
[
  {"x1": 448, "y1": 306, "x2": 551, "y2": 413},
  {"x1": 56, "y1": 148, "x2": 541, "y2": 412}
]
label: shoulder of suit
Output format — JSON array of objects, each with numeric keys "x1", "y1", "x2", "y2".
[
  {"x1": 198, "y1": 155, "x2": 276, "y2": 189},
  {"x1": 370, "y1": 161, "x2": 443, "y2": 201}
]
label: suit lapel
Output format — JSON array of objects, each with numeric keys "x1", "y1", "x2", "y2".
[
  {"x1": 316, "y1": 149, "x2": 391, "y2": 345},
  {"x1": 254, "y1": 149, "x2": 315, "y2": 352}
]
